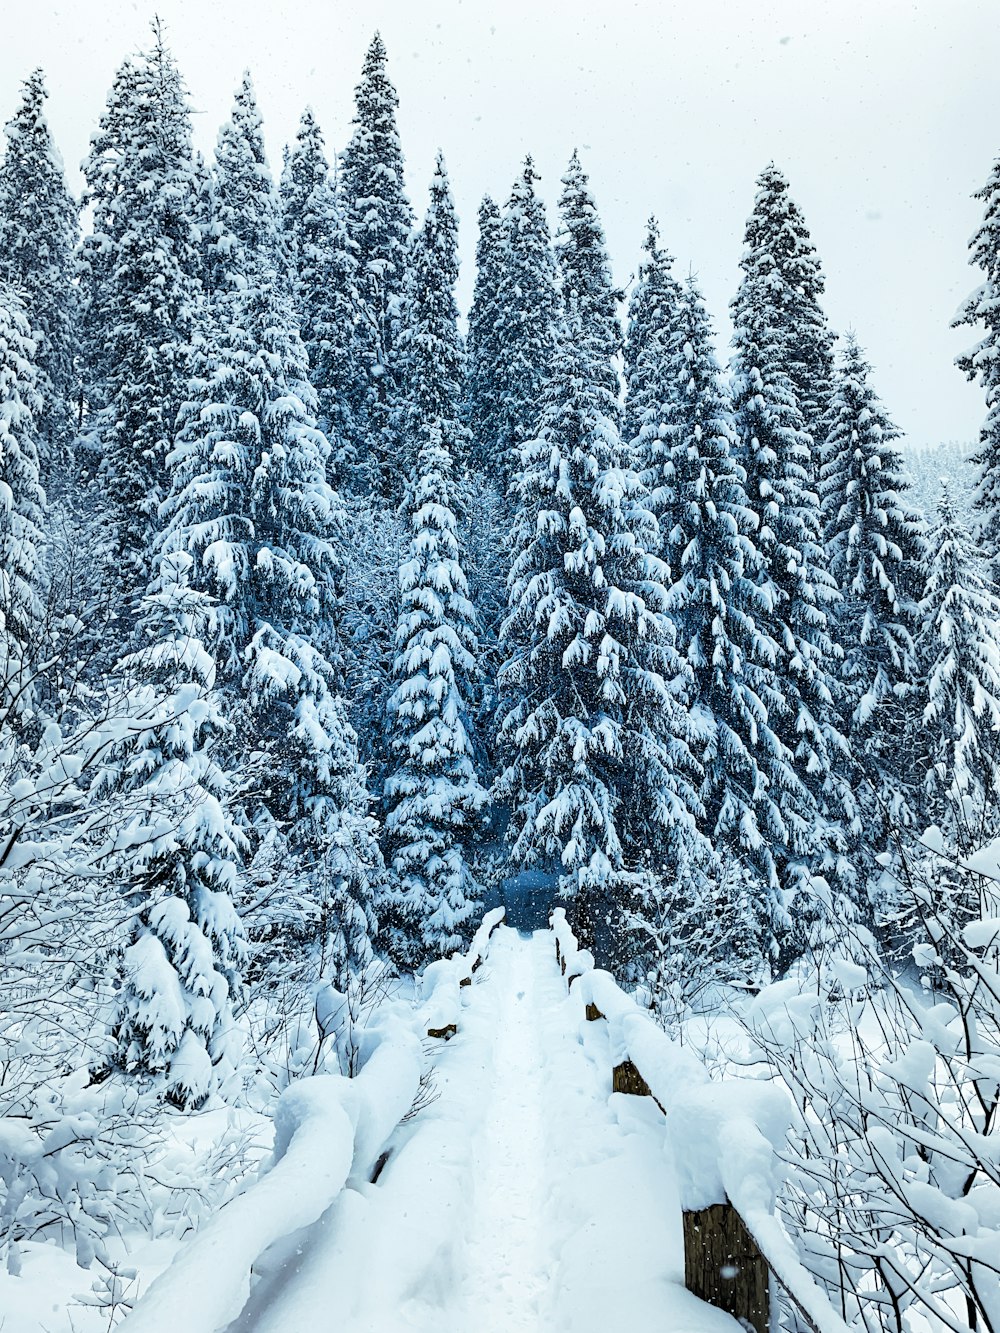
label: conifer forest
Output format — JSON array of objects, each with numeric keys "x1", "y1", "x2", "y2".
[{"x1": 0, "y1": 18, "x2": 998, "y2": 1333}]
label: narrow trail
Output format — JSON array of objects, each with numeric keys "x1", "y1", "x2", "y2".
[
  {"x1": 456, "y1": 931, "x2": 555, "y2": 1327},
  {"x1": 224, "y1": 927, "x2": 733, "y2": 1333}
]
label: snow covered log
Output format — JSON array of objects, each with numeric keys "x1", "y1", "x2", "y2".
[
  {"x1": 119, "y1": 1027, "x2": 421, "y2": 1333},
  {"x1": 422, "y1": 906, "x2": 505, "y2": 1037}
]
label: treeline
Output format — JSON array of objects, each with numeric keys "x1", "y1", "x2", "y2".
[{"x1": 1, "y1": 25, "x2": 999, "y2": 1109}]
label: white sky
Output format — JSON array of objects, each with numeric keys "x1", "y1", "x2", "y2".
[{"x1": 1, "y1": 0, "x2": 995, "y2": 448}]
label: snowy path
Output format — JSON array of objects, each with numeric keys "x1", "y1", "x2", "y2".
[
  {"x1": 456, "y1": 930, "x2": 559, "y2": 1326},
  {"x1": 222, "y1": 928, "x2": 739, "y2": 1333}
]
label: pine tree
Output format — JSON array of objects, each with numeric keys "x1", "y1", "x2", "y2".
[
  {"x1": 161, "y1": 78, "x2": 381, "y2": 975},
  {"x1": 212, "y1": 72, "x2": 283, "y2": 282},
  {"x1": 495, "y1": 157, "x2": 558, "y2": 491},
  {"x1": 954, "y1": 149, "x2": 1000, "y2": 559},
  {"x1": 0, "y1": 69, "x2": 78, "y2": 489},
  {"x1": 279, "y1": 107, "x2": 326, "y2": 283},
  {"x1": 78, "y1": 28, "x2": 202, "y2": 599},
  {"x1": 822, "y1": 336, "x2": 926, "y2": 840},
  {"x1": 498, "y1": 305, "x2": 707, "y2": 954},
  {"x1": 918, "y1": 481, "x2": 1000, "y2": 850},
  {"x1": 398, "y1": 154, "x2": 467, "y2": 467},
  {"x1": 106, "y1": 552, "x2": 246, "y2": 1109},
  {"x1": 731, "y1": 209, "x2": 855, "y2": 917},
  {"x1": 381, "y1": 157, "x2": 485, "y2": 965},
  {"x1": 651, "y1": 277, "x2": 790, "y2": 940},
  {"x1": 281, "y1": 108, "x2": 362, "y2": 484},
  {"x1": 466, "y1": 195, "x2": 505, "y2": 473},
  {"x1": 732, "y1": 163, "x2": 835, "y2": 448},
  {"x1": 0, "y1": 284, "x2": 46, "y2": 728},
  {"x1": 555, "y1": 151, "x2": 620, "y2": 400},
  {"x1": 340, "y1": 33, "x2": 413, "y2": 498},
  {"x1": 622, "y1": 217, "x2": 681, "y2": 448},
  {"x1": 383, "y1": 428, "x2": 486, "y2": 966}
]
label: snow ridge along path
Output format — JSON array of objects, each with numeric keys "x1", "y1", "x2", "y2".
[{"x1": 223, "y1": 927, "x2": 741, "y2": 1333}]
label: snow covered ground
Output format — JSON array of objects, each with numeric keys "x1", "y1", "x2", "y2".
[
  {"x1": 221, "y1": 926, "x2": 740, "y2": 1332},
  {"x1": 1, "y1": 927, "x2": 746, "y2": 1332}
]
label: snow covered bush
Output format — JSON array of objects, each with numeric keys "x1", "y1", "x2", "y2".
[{"x1": 747, "y1": 865, "x2": 1000, "y2": 1333}]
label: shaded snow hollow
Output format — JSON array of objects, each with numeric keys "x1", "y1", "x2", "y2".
[{"x1": 220, "y1": 927, "x2": 742, "y2": 1333}]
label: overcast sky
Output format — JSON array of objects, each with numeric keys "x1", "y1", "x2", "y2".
[{"x1": 0, "y1": 0, "x2": 995, "y2": 449}]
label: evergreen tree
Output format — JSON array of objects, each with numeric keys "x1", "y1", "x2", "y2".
[
  {"x1": 161, "y1": 78, "x2": 381, "y2": 976},
  {"x1": 651, "y1": 277, "x2": 790, "y2": 942},
  {"x1": 495, "y1": 157, "x2": 558, "y2": 491},
  {"x1": 78, "y1": 27, "x2": 202, "y2": 598},
  {"x1": 279, "y1": 107, "x2": 325, "y2": 283},
  {"x1": 0, "y1": 69, "x2": 78, "y2": 488},
  {"x1": 281, "y1": 108, "x2": 362, "y2": 484},
  {"x1": 555, "y1": 151, "x2": 620, "y2": 401},
  {"x1": 212, "y1": 72, "x2": 282, "y2": 282},
  {"x1": 622, "y1": 217, "x2": 680, "y2": 448},
  {"x1": 106, "y1": 552, "x2": 246, "y2": 1109},
  {"x1": 398, "y1": 153, "x2": 467, "y2": 471},
  {"x1": 954, "y1": 149, "x2": 1000, "y2": 559},
  {"x1": 731, "y1": 215, "x2": 855, "y2": 915},
  {"x1": 0, "y1": 284, "x2": 46, "y2": 728},
  {"x1": 498, "y1": 306, "x2": 707, "y2": 953},
  {"x1": 732, "y1": 163, "x2": 835, "y2": 448},
  {"x1": 340, "y1": 33, "x2": 413, "y2": 497},
  {"x1": 918, "y1": 481, "x2": 1000, "y2": 850},
  {"x1": 383, "y1": 428, "x2": 486, "y2": 966},
  {"x1": 463, "y1": 197, "x2": 509, "y2": 778},
  {"x1": 466, "y1": 195, "x2": 505, "y2": 473},
  {"x1": 822, "y1": 336, "x2": 926, "y2": 841},
  {"x1": 382, "y1": 157, "x2": 485, "y2": 966}
]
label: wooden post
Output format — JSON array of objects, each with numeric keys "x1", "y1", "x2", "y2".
[
  {"x1": 612, "y1": 1059, "x2": 653, "y2": 1097},
  {"x1": 682, "y1": 1202, "x2": 770, "y2": 1333}
]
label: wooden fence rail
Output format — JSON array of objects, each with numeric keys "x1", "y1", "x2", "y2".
[{"x1": 549, "y1": 908, "x2": 850, "y2": 1333}]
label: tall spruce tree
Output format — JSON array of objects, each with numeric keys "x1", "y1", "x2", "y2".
[
  {"x1": 161, "y1": 77, "x2": 381, "y2": 977},
  {"x1": 78, "y1": 27, "x2": 202, "y2": 599},
  {"x1": 823, "y1": 336, "x2": 927, "y2": 840},
  {"x1": 649, "y1": 277, "x2": 791, "y2": 945},
  {"x1": 281, "y1": 108, "x2": 362, "y2": 484},
  {"x1": 498, "y1": 305, "x2": 707, "y2": 955},
  {"x1": 732, "y1": 163, "x2": 835, "y2": 448},
  {"x1": 383, "y1": 428, "x2": 486, "y2": 966},
  {"x1": 0, "y1": 69, "x2": 78, "y2": 489},
  {"x1": 955, "y1": 149, "x2": 1000, "y2": 560},
  {"x1": 555, "y1": 152, "x2": 621, "y2": 399},
  {"x1": 466, "y1": 195, "x2": 505, "y2": 474},
  {"x1": 382, "y1": 157, "x2": 485, "y2": 965},
  {"x1": 731, "y1": 187, "x2": 855, "y2": 917},
  {"x1": 340, "y1": 33, "x2": 413, "y2": 498},
  {"x1": 495, "y1": 157, "x2": 558, "y2": 492},
  {"x1": 104, "y1": 553, "x2": 246, "y2": 1109},
  {"x1": 918, "y1": 481, "x2": 1000, "y2": 850},
  {"x1": 0, "y1": 284, "x2": 46, "y2": 730},
  {"x1": 398, "y1": 153, "x2": 467, "y2": 470},
  {"x1": 623, "y1": 217, "x2": 681, "y2": 449}
]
